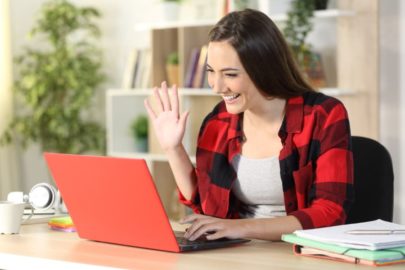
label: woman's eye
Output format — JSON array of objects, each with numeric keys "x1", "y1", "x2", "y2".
[
  {"x1": 206, "y1": 68, "x2": 214, "y2": 73},
  {"x1": 225, "y1": 73, "x2": 237, "y2": 77}
]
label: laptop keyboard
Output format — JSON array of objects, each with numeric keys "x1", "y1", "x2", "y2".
[
  {"x1": 173, "y1": 231, "x2": 251, "y2": 251},
  {"x1": 174, "y1": 231, "x2": 209, "y2": 245}
]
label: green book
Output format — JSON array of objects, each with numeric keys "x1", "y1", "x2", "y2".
[{"x1": 282, "y1": 234, "x2": 405, "y2": 265}]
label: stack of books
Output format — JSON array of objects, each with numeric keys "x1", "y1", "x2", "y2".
[
  {"x1": 184, "y1": 45, "x2": 209, "y2": 89},
  {"x1": 282, "y1": 219, "x2": 405, "y2": 266},
  {"x1": 122, "y1": 48, "x2": 151, "y2": 89}
]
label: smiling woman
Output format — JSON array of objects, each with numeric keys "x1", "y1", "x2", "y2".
[
  {"x1": 0, "y1": 0, "x2": 20, "y2": 199},
  {"x1": 145, "y1": 9, "x2": 354, "y2": 242}
]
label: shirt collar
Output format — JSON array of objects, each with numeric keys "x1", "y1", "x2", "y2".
[
  {"x1": 283, "y1": 95, "x2": 304, "y2": 134},
  {"x1": 227, "y1": 112, "x2": 243, "y2": 141},
  {"x1": 224, "y1": 94, "x2": 305, "y2": 141}
]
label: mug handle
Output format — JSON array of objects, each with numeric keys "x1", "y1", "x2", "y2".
[{"x1": 22, "y1": 204, "x2": 34, "y2": 224}]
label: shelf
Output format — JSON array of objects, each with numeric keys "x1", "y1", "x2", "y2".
[
  {"x1": 107, "y1": 88, "x2": 152, "y2": 96},
  {"x1": 319, "y1": 88, "x2": 356, "y2": 96},
  {"x1": 134, "y1": 9, "x2": 355, "y2": 31},
  {"x1": 107, "y1": 88, "x2": 356, "y2": 97},
  {"x1": 108, "y1": 151, "x2": 196, "y2": 164},
  {"x1": 135, "y1": 19, "x2": 216, "y2": 31},
  {"x1": 106, "y1": 88, "x2": 215, "y2": 97},
  {"x1": 271, "y1": 9, "x2": 355, "y2": 22},
  {"x1": 108, "y1": 152, "x2": 166, "y2": 161}
]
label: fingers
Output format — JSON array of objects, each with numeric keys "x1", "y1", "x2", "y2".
[
  {"x1": 170, "y1": 84, "x2": 179, "y2": 118},
  {"x1": 206, "y1": 230, "x2": 227, "y2": 240},
  {"x1": 188, "y1": 224, "x2": 218, "y2": 241},
  {"x1": 181, "y1": 215, "x2": 244, "y2": 241},
  {"x1": 160, "y1": 81, "x2": 172, "y2": 111},
  {"x1": 152, "y1": 86, "x2": 164, "y2": 113},
  {"x1": 183, "y1": 215, "x2": 219, "y2": 240},
  {"x1": 144, "y1": 99, "x2": 157, "y2": 119},
  {"x1": 151, "y1": 82, "x2": 179, "y2": 115},
  {"x1": 179, "y1": 110, "x2": 189, "y2": 131}
]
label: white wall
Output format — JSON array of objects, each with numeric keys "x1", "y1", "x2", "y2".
[
  {"x1": 400, "y1": 0, "x2": 405, "y2": 224},
  {"x1": 0, "y1": 0, "x2": 20, "y2": 199},
  {"x1": 8, "y1": 0, "x2": 160, "y2": 192},
  {"x1": 379, "y1": 0, "x2": 405, "y2": 223}
]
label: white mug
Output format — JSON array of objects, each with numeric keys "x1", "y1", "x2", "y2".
[{"x1": 0, "y1": 201, "x2": 32, "y2": 234}]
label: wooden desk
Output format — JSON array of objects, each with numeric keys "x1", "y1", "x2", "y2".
[{"x1": 0, "y1": 223, "x2": 403, "y2": 270}]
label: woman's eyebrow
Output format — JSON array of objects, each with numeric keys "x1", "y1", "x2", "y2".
[{"x1": 206, "y1": 64, "x2": 240, "y2": 72}]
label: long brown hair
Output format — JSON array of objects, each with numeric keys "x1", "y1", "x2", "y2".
[{"x1": 209, "y1": 9, "x2": 314, "y2": 99}]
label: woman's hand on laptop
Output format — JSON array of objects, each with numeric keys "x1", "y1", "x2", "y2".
[
  {"x1": 144, "y1": 81, "x2": 189, "y2": 152},
  {"x1": 180, "y1": 214, "x2": 303, "y2": 241},
  {"x1": 181, "y1": 214, "x2": 250, "y2": 241}
]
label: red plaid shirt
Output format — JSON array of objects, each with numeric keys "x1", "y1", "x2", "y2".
[{"x1": 179, "y1": 92, "x2": 354, "y2": 229}]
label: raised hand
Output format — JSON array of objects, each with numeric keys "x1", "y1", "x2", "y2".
[{"x1": 144, "y1": 82, "x2": 189, "y2": 152}]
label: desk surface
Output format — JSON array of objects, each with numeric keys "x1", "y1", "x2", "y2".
[{"x1": 0, "y1": 223, "x2": 404, "y2": 270}]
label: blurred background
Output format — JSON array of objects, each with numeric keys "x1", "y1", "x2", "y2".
[{"x1": 0, "y1": 0, "x2": 404, "y2": 223}]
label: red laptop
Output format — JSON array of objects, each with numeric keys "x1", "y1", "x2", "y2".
[{"x1": 44, "y1": 153, "x2": 249, "y2": 252}]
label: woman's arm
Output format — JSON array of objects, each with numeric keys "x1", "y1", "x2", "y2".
[
  {"x1": 182, "y1": 214, "x2": 303, "y2": 241},
  {"x1": 144, "y1": 82, "x2": 197, "y2": 200},
  {"x1": 288, "y1": 100, "x2": 354, "y2": 229},
  {"x1": 165, "y1": 145, "x2": 197, "y2": 200}
]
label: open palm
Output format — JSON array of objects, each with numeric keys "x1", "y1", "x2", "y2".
[{"x1": 144, "y1": 82, "x2": 189, "y2": 151}]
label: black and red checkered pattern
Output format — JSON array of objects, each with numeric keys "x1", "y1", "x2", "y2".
[{"x1": 179, "y1": 91, "x2": 354, "y2": 229}]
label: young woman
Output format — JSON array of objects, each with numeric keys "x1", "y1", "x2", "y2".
[{"x1": 144, "y1": 9, "x2": 354, "y2": 241}]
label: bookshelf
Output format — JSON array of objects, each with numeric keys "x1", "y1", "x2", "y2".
[{"x1": 106, "y1": 2, "x2": 378, "y2": 219}]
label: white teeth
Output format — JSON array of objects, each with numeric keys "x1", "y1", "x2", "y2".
[{"x1": 223, "y1": 94, "x2": 240, "y2": 101}]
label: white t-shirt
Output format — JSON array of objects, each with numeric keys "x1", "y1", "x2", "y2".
[{"x1": 232, "y1": 154, "x2": 286, "y2": 218}]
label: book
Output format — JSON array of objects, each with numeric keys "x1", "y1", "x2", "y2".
[
  {"x1": 282, "y1": 233, "x2": 405, "y2": 266},
  {"x1": 140, "y1": 49, "x2": 152, "y2": 88},
  {"x1": 184, "y1": 48, "x2": 201, "y2": 88},
  {"x1": 192, "y1": 45, "x2": 208, "y2": 88},
  {"x1": 297, "y1": 245, "x2": 405, "y2": 266},
  {"x1": 133, "y1": 49, "x2": 144, "y2": 88},
  {"x1": 292, "y1": 219, "x2": 405, "y2": 250},
  {"x1": 121, "y1": 48, "x2": 152, "y2": 89},
  {"x1": 122, "y1": 49, "x2": 139, "y2": 89},
  {"x1": 48, "y1": 216, "x2": 76, "y2": 232}
]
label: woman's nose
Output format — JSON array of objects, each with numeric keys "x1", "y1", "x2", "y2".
[{"x1": 210, "y1": 77, "x2": 224, "y2": 94}]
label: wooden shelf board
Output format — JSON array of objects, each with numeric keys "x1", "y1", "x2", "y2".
[
  {"x1": 107, "y1": 87, "x2": 356, "y2": 97},
  {"x1": 108, "y1": 152, "x2": 196, "y2": 164},
  {"x1": 134, "y1": 9, "x2": 355, "y2": 31}
]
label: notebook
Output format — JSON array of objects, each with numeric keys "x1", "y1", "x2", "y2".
[
  {"x1": 44, "y1": 153, "x2": 250, "y2": 252},
  {"x1": 282, "y1": 234, "x2": 405, "y2": 266},
  {"x1": 292, "y1": 220, "x2": 405, "y2": 250}
]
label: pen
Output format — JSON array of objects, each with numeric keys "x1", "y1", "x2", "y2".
[{"x1": 345, "y1": 229, "x2": 405, "y2": 235}]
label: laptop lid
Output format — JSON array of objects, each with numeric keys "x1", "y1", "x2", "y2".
[{"x1": 44, "y1": 153, "x2": 181, "y2": 252}]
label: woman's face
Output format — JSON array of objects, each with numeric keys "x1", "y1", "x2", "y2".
[{"x1": 207, "y1": 41, "x2": 264, "y2": 114}]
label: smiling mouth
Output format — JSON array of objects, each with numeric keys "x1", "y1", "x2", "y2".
[{"x1": 222, "y1": 94, "x2": 240, "y2": 101}]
